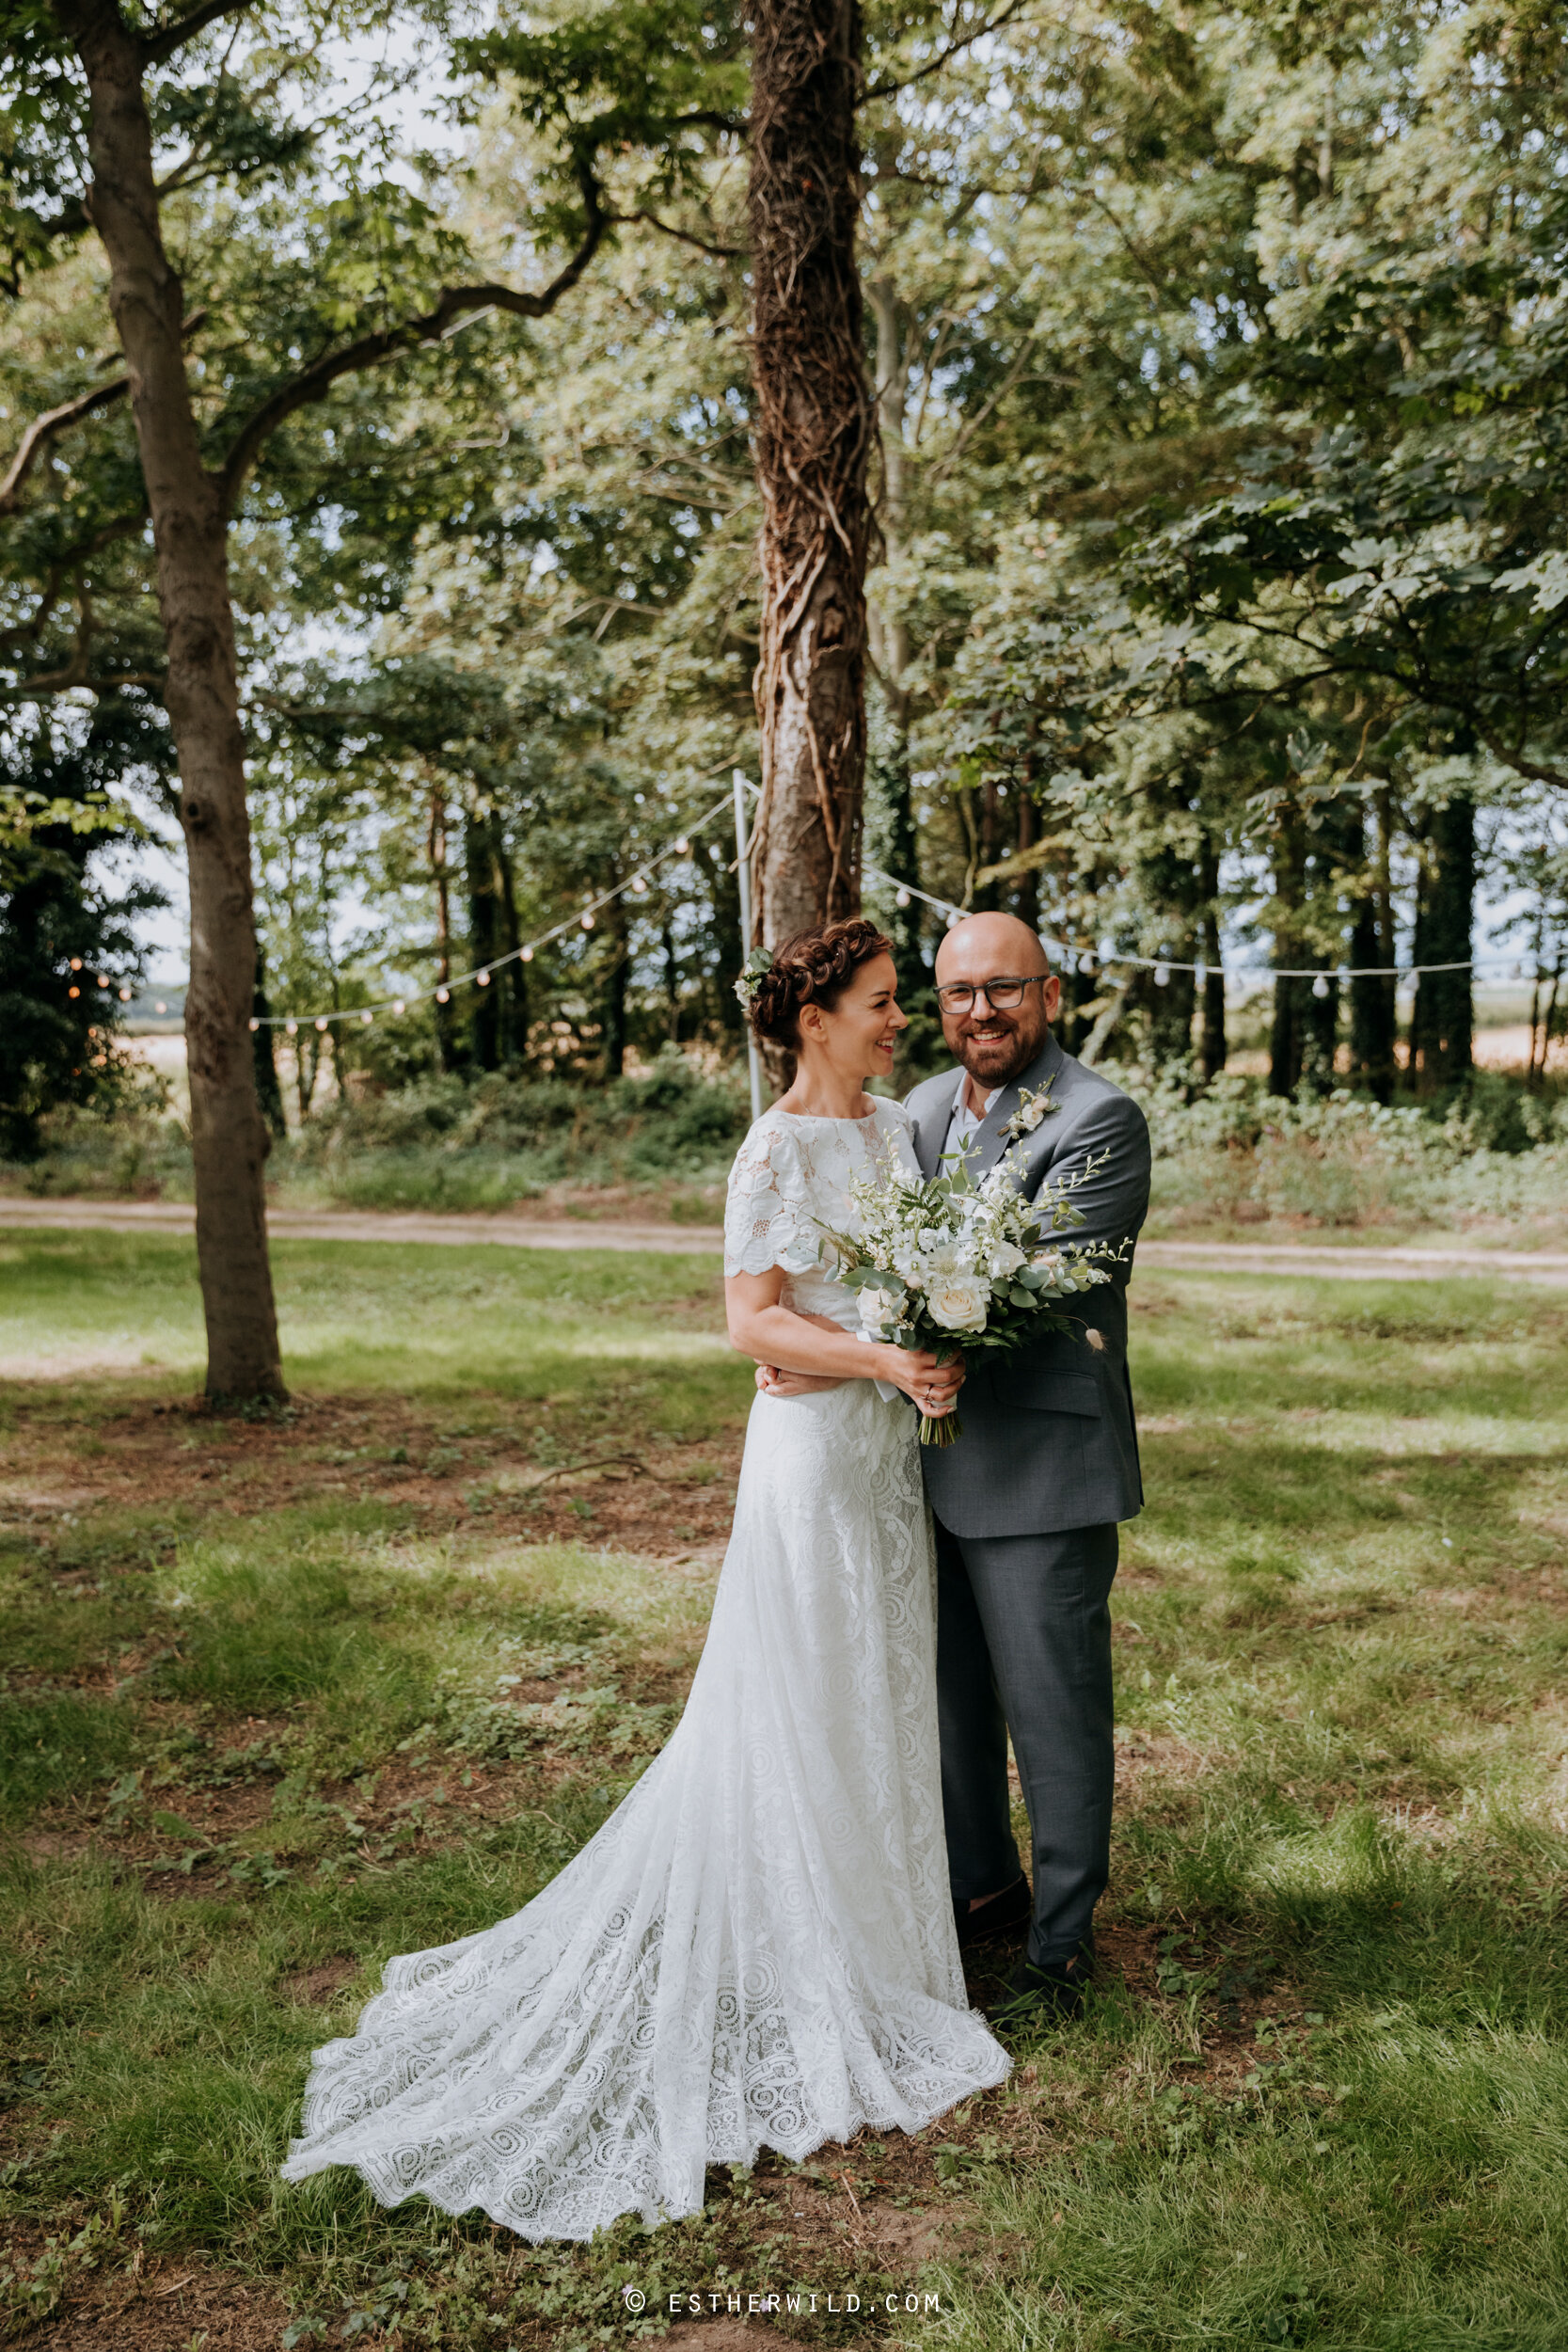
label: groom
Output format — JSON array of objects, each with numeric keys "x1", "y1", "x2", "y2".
[{"x1": 905, "y1": 913, "x2": 1151, "y2": 2022}]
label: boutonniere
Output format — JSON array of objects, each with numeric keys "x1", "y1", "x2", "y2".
[{"x1": 1000, "y1": 1081, "x2": 1059, "y2": 1143}]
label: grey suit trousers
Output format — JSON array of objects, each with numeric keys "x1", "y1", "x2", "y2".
[{"x1": 935, "y1": 1510, "x2": 1117, "y2": 1966}]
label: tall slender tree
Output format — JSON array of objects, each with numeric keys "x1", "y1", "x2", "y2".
[
  {"x1": 4, "y1": 0, "x2": 718, "y2": 1393},
  {"x1": 746, "y1": 0, "x2": 871, "y2": 951}
]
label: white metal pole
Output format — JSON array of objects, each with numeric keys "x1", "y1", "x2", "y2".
[{"x1": 733, "y1": 769, "x2": 765, "y2": 1125}]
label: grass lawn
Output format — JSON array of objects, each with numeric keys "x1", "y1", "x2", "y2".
[{"x1": 2, "y1": 1233, "x2": 1566, "y2": 2351}]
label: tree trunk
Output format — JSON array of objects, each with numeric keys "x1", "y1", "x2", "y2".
[
  {"x1": 1410, "y1": 791, "x2": 1474, "y2": 1093},
  {"x1": 1348, "y1": 791, "x2": 1397, "y2": 1102},
  {"x1": 495, "y1": 834, "x2": 530, "y2": 1062},
  {"x1": 61, "y1": 0, "x2": 282, "y2": 1401},
  {"x1": 465, "y1": 807, "x2": 500, "y2": 1072},
  {"x1": 1198, "y1": 831, "x2": 1227, "y2": 1080},
  {"x1": 251, "y1": 953, "x2": 287, "y2": 1140},
  {"x1": 427, "y1": 782, "x2": 459, "y2": 1072},
  {"x1": 747, "y1": 0, "x2": 871, "y2": 953},
  {"x1": 603, "y1": 882, "x2": 630, "y2": 1078},
  {"x1": 661, "y1": 914, "x2": 682, "y2": 1041},
  {"x1": 865, "y1": 282, "x2": 927, "y2": 998},
  {"x1": 1269, "y1": 805, "x2": 1307, "y2": 1098},
  {"x1": 1013, "y1": 785, "x2": 1039, "y2": 933},
  {"x1": 1133, "y1": 780, "x2": 1199, "y2": 1073}
]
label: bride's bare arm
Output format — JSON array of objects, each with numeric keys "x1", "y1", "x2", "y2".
[{"x1": 724, "y1": 1270, "x2": 962, "y2": 1412}]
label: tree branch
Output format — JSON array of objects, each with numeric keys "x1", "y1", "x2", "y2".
[
  {"x1": 609, "y1": 207, "x2": 742, "y2": 260},
  {"x1": 3, "y1": 307, "x2": 208, "y2": 517},
  {"x1": 141, "y1": 0, "x2": 259, "y2": 66},
  {"x1": 215, "y1": 165, "x2": 609, "y2": 513},
  {"x1": 0, "y1": 376, "x2": 130, "y2": 516},
  {"x1": 863, "y1": 0, "x2": 1032, "y2": 102},
  {"x1": 1466, "y1": 715, "x2": 1568, "y2": 792}
]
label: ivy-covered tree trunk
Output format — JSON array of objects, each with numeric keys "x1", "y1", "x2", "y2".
[
  {"x1": 747, "y1": 0, "x2": 871, "y2": 952},
  {"x1": 57, "y1": 0, "x2": 282, "y2": 1401},
  {"x1": 865, "y1": 278, "x2": 926, "y2": 996},
  {"x1": 1410, "y1": 791, "x2": 1475, "y2": 1093}
]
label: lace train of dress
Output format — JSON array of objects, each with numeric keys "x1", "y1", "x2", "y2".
[{"x1": 279, "y1": 1100, "x2": 1008, "y2": 2241}]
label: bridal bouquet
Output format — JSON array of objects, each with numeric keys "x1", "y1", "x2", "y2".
[{"x1": 818, "y1": 1145, "x2": 1125, "y2": 1446}]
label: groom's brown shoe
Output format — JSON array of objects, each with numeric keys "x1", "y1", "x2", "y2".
[{"x1": 954, "y1": 1874, "x2": 1033, "y2": 1949}]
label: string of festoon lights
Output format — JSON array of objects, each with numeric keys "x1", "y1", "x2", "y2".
[{"x1": 100, "y1": 770, "x2": 1518, "y2": 1039}]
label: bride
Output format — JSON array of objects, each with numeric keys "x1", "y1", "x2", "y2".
[{"x1": 280, "y1": 917, "x2": 1010, "y2": 2242}]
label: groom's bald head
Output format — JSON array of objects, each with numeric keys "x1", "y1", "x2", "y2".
[{"x1": 934, "y1": 912, "x2": 1060, "y2": 1088}]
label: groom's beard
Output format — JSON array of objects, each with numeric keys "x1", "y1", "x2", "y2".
[{"x1": 949, "y1": 1009, "x2": 1051, "y2": 1089}]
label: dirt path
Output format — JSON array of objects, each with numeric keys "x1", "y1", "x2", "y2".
[{"x1": 3, "y1": 1194, "x2": 1567, "y2": 1284}]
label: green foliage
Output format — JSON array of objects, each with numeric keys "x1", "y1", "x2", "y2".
[{"x1": 0, "y1": 701, "x2": 163, "y2": 1154}]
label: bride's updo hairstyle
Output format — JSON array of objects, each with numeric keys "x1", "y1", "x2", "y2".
[{"x1": 748, "y1": 917, "x2": 895, "y2": 1051}]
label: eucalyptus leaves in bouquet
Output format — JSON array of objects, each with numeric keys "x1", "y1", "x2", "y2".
[{"x1": 818, "y1": 1146, "x2": 1127, "y2": 1445}]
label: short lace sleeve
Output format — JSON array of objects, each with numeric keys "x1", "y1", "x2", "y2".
[{"x1": 723, "y1": 1119, "x2": 824, "y2": 1279}]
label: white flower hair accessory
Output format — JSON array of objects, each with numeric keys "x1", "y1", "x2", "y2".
[
  {"x1": 1000, "y1": 1080, "x2": 1060, "y2": 1143},
  {"x1": 734, "y1": 946, "x2": 774, "y2": 1009}
]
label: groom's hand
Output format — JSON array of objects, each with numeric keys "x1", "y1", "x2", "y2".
[{"x1": 755, "y1": 1364, "x2": 847, "y2": 1397}]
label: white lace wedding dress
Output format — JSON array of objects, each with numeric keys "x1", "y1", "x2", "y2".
[{"x1": 280, "y1": 1097, "x2": 1008, "y2": 2241}]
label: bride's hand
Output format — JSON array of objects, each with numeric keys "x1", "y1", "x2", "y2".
[
  {"x1": 879, "y1": 1346, "x2": 965, "y2": 1416},
  {"x1": 756, "y1": 1364, "x2": 847, "y2": 1398}
]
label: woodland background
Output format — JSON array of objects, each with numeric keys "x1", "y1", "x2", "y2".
[{"x1": 6, "y1": 0, "x2": 1568, "y2": 1236}]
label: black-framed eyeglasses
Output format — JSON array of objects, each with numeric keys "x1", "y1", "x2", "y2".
[{"x1": 934, "y1": 975, "x2": 1050, "y2": 1015}]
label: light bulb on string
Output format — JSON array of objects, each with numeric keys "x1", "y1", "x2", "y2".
[
  {"x1": 248, "y1": 1016, "x2": 260, "y2": 1033},
  {"x1": 70, "y1": 958, "x2": 82, "y2": 972},
  {"x1": 520, "y1": 946, "x2": 533, "y2": 962},
  {"x1": 1312, "y1": 973, "x2": 1330, "y2": 998},
  {"x1": 632, "y1": 874, "x2": 649, "y2": 893},
  {"x1": 581, "y1": 911, "x2": 594, "y2": 930},
  {"x1": 359, "y1": 1009, "x2": 373, "y2": 1025},
  {"x1": 68, "y1": 984, "x2": 80, "y2": 999},
  {"x1": 1078, "y1": 952, "x2": 1096, "y2": 976},
  {"x1": 1153, "y1": 962, "x2": 1170, "y2": 987},
  {"x1": 118, "y1": 987, "x2": 132, "y2": 1002},
  {"x1": 674, "y1": 837, "x2": 690, "y2": 856},
  {"x1": 895, "y1": 888, "x2": 911, "y2": 908},
  {"x1": 476, "y1": 969, "x2": 490, "y2": 986},
  {"x1": 315, "y1": 1016, "x2": 329, "y2": 1032},
  {"x1": 96, "y1": 974, "x2": 108, "y2": 989},
  {"x1": 393, "y1": 999, "x2": 405, "y2": 1015},
  {"x1": 286, "y1": 1019, "x2": 298, "y2": 1036},
  {"x1": 436, "y1": 988, "x2": 450, "y2": 1004}
]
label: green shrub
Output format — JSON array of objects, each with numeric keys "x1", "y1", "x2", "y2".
[{"x1": 1127, "y1": 1066, "x2": 1568, "y2": 1231}]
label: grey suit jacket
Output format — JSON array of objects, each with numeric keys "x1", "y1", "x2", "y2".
[{"x1": 904, "y1": 1032, "x2": 1151, "y2": 1538}]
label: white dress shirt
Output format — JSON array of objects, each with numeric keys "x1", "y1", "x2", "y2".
[{"x1": 941, "y1": 1071, "x2": 1001, "y2": 1170}]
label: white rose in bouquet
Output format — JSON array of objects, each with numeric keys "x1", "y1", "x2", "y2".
[
  {"x1": 858, "y1": 1285, "x2": 906, "y2": 1336},
  {"x1": 927, "y1": 1273, "x2": 991, "y2": 1333}
]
